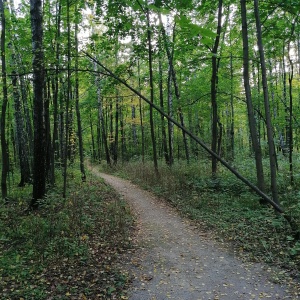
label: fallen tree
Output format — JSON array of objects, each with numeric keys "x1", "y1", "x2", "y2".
[{"x1": 84, "y1": 51, "x2": 300, "y2": 238}]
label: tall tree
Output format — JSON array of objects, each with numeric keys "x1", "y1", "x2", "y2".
[
  {"x1": 30, "y1": 0, "x2": 46, "y2": 208},
  {"x1": 74, "y1": 6, "x2": 86, "y2": 181},
  {"x1": 253, "y1": 0, "x2": 279, "y2": 205},
  {"x1": 11, "y1": 69, "x2": 31, "y2": 186},
  {"x1": 240, "y1": 0, "x2": 266, "y2": 195},
  {"x1": 62, "y1": 0, "x2": 72, "y2": 198},
  {"x1": 145, "y1": 3, "x2": 158, "y2": 173},
  {"x1": 211, "y1": 0, "x2": 223, "y2": 177},
  {"x1": 0, "y1": 0, "x2": 9, "y2": 199}
]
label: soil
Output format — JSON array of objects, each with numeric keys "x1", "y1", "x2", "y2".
[{"x1": 90, "y1": 167, "x2": 300, "y2": 300}]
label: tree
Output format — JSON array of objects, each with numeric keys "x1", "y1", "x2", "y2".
[
  {"x1": 30, "y1": 0, "x2": 46, "y2": 208},
  {"x1": 211, "y1": 0, "x2": 223, "y2": 177},
  {"x1": 253, "y1": 0, "x2": 279, "y2": 205},
  {"x1": 240, "y1": 0, "x2": 266, "y2": 195},
  {"x1": 144, "y1": 2, "x2": 158, "y2": 173},
  {"x1": 0, "y1": 0, "x2": 9, "y2": 199},
  {"x1": 74, "y1": 6, "x2": 86, "y2": 181}
]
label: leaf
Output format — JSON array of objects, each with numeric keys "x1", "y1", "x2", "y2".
[
  {"x1": 107, "y1": 286, "x2": 116, "y2": 295},
  {"x1": 176, "y1": 15, "x2": 216, "y2": 42}
]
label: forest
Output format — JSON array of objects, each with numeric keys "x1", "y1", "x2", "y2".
[{"x1": 0, "y1": 0, "x2": 300, "y2": 298}]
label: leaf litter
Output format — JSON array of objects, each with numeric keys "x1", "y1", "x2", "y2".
[{"x1": 93, "y1": 170, "x2": 300, "y2": 300}]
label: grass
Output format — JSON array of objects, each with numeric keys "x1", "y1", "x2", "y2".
[
  {"x1": 103, "y1": 158, "x2": 300, "y2": 280},
  {"x1": 0, "y1": 167, "x2": 134, "y2": 300}
]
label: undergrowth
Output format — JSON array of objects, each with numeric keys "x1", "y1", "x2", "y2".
[
  {"x1": 104, "y1": 159, "x2": 300, "y2": 280},
  {"x1": 0, "y1": 168, "x2": 134, "y2": 299}
]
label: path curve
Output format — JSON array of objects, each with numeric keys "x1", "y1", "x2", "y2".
[{"x1": 91, "y1": 168, "x2": 298, "y2": 299}]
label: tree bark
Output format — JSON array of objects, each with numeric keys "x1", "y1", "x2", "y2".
[
  {"x1": 95, "y1": 72, "x2": 111, "y2": 166},
  {"x1": 178, "y1": 108, "x2": 190, "y2": 163},
  {"x1": 146, "y1": 7, "x2": 158, "y2": 173},
  {"x1": 240, "y1": 0, "x2": 266, "y2": 194},
  {"x1": 287, "y1": 23, "x2": 295, "y2": 185},
  {"x1": 137, "y1": 59, "x2": 145, "y2": 163},
  {"x1": 11, "y1": 71, "x2": 31, "y2": 186},
  {"x1": 63, "y1": 0, "x2": 71, "y2": 198},
  {"x1": 158, "y1": 39, "x2": 169, "y2": 165},
  {"x1": 211, "y1": 0, "x2": 223, "y2": 177},
  {"x1": 52, "y1": 1, "x2": 61, "y2": 165},
  {"x1": 75, "y1": 16, "x2": 86, "y2": 181},
  {"x1": 0, "y1": 0, "x2": 9, "y2": 199},
  {"x1": 30, "y1": 0, "x2": 46, "y2": 208},
  {"x1": 253, "y1": 0, "x2": 279, "y2": 205}
]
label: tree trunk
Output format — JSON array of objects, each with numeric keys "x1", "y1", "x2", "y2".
[
  {"x1": 253, "y1": 0, "x2": 279, "y2": 205},
  {"x1": 240, "y1": 0, "x2": 266, "y2": 195},
  {"x1": 63, "y1": 0, "x2": 71, "y2": 198},
  {"x1": 178, "y1": 108, "x2": 190, "y2": 163},
  {"x1": 158, "y1": 43, "x2": 169, "y2": 164},
  {"x1": 90, "y1": 112, "x2": 97, "y2": 161},
  {"x1": 75, "y1": 18, "x2": 86, "y2": 181},
  {"x1": 137, "y1": 59, "x2": 145, "y2": 163},
  {"x1": 287, "y1": 26, "x2": 295, "y2": 185},
  {"x1": 146, "y1": 7, "x2": 158, "y2": 173},
  {"x1": 52, "y1": 1, "x2": 61, "y2": 166},
  {"x1": 44, "y1": 73, "x2": 53, "y2": 184},
  {"x1": 95, "y1": 72, "x2": 111, "y2": 166},
  {"x1": 11, "y1": 71, "x2": 31, "y2": 186},
  {"x1": 211, "y1": 0, "x2": 223, "y2": 177},
  {"x1": 131, "y1": 102, "x2": 138, "y2": 152},
  {"x1": 30, "y1": 0, "x2": 46, "y2": 208},
  {"x1": 229, "y1": 53, "x2": 235, "y2": 161},
  {"x1": 0, "y1": 0, "x2": 9, "y2": 199},
  {"x1": 167, "y1": 67, "x2": 174, "y2": 165}
]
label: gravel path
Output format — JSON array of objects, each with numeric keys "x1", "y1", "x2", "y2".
[{"x1": 91, "y1": 168, "x2": 299, "y2": 300}]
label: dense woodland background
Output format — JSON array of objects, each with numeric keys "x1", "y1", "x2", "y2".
[
  {"x1": 0, "y1": 0, "x2": 299, "y2": 206},
  {"x1": 1, "y1": 0, "x2": 300, "y2": 298}
]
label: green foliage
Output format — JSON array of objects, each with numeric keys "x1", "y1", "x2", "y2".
[{"x1": 0, "y1": 169, "x2": 134, "y2": 299}]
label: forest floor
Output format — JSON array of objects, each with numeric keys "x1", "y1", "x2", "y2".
[{"x1": 89, "y1": 166, "x2": 300, "y2": 300}]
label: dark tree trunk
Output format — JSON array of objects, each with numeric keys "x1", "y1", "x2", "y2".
[
  {"x1": 178, "y1": 108, "x2": 190, "y2": 163},
  {"x1": 30, "y1": 0, "x2": 46, "y2": 208},
  {"x1": 120, "y1": 103, "x2": 127, "y2": 162},
  {"x1": 59, "y1": 83, "x2": 65, "y2": 167},
  {"x1": 63, "y1": 0, "x2": 71, "y2": 198},
  {"x1": 75, "y1": 19, "x2": 86, "y2": 181},
  {"x1": 52, "y1": 1, "x2": 61, "y2": 170},
  {"x1": 211, "y1": 0, "x2": 223, "y2": 177},
  {"x1": 0, "y1": 0, "x2": 9, "y2": 199},
  {"x1": 44, "y1": 73, "x2": 53, "y2": 185},
  {"x1": 287, "y1": 23, "x2": 295, "y2": 185},
  {"x1": 158, "y1": 46, "x2": 169, "y2": 164},
  {"x1": 112, "y1": 95, "x2": 119, "y2": 164},
  {"x1": 253, "y1": 0, "x2": 279, "y2": 205},
  {"x1": 167, "y1": 67, "x2": 174, "y2": 165},
  {"x1": 229, "y1": 53, "x2": 235, "y2": 161},
  {"x1": 240, "y1": 0, "x2": 266, "y2": 194},
  {"x1": 131, "y1": 103, "x2": 138, "y2": 151},
  {"x1": 137, "y1": 60, "x2": 145, "y2": 163},
  {"x1": 146, "y1": 7, "x2": 158, "y2": 173},
  {"x1": 95, "y1": 71, "x2": 111, "y2": 166},
  {"x1": 90, "y1": 112, "x2": 96, "y2": 161}
]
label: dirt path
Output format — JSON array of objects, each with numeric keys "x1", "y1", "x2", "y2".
[{"x1": 90, "y1": 168, "x2": 299, "y2": 299}]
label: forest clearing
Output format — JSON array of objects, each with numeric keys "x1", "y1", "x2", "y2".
[{"x1": 1, "y1": 0, "x2": 300, "y2": 299}]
